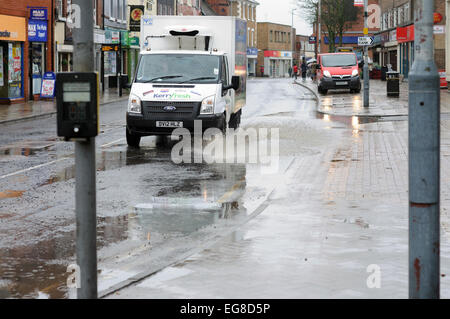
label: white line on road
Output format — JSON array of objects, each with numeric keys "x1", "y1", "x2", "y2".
[{"x1": 0, "y1": 138, "x2": 126, "y2": 180}]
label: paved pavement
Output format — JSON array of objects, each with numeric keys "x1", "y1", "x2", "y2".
[
  {"x1": 106, "y1": 78, "x2": 450, "y2": 299},
  {"x1": 0, "y1": 88, "x2": 129, "y2": 124},
  {"x1": 296, "y1": 77, "x2": 450, "y2": 117}
]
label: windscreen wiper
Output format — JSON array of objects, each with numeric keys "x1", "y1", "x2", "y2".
[
  {"x1": 178, "y1": 77, "x2": 216, "y2": 84},
  {"x1": 141, "y1": 75, "x2": 184, "y2": 83}
]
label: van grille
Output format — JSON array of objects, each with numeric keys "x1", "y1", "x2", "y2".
[
  {"x1": 142, "y1": 101, "x2": 200, "y2": 120},
  {"x1": 332, "y1": 75, "x2": 351, "y2": 80}
]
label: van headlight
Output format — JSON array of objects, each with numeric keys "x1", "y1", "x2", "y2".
[
  {"x1": 323, "y1": 70, "x2": 331, "y2": 78},
  {"x1": 200, "y1": 95, "x2": 215, "y2": 114},
  {"x1": 128, "y1": 94, "x2": 141, "y2": 114},
  {"x1": 352, "y1": 69, "x2": 359, "y2": 77}
]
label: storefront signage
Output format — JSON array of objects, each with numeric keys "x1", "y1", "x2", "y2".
[
  {"x1": 264, "y1": 51, "x2": 292, "y2": 58},
  {"x1": 111, "y1": 31, "x2": 120, "y2": 44},
  {"x1": 30, "y1": 8, "x2": 48, "y2": 21},
  {"x1": 102, "y1": 45, "x2": 119, "y2": 52},
  {"x1": 397, "y1": 25, "x2": 414, "y2": 43},
  {"x1": 434, "y1": 25, "x2": 445, "y2": 34},
  {"x1": 247, "y1": 47, "x2": 258, "y2": 56},
  {"x1": 129, "y1": 36, "x2": 139, "y2": 47},
  {"x1": 28, "y1": 20, "x2": 48, "y2": 42},
  {"x1": 40, "y1": 72, "x2": 56, "y2": 98},
  {"x1": 309, "y1": 36, "x2": 316, "y2": 44},
  {"x1": 354, "y1": 0, "x2": 363, "y2": 7},
  {"x1": 129, "y1": 5, "x2": 144, "y2": 32},
  {"x1": 0, "y1": 14, "x2": 26, "y2": 42}
]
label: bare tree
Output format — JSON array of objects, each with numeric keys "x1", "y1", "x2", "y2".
[{"x1": 297, "y1": 0, "x2": 360, "y2": 53}]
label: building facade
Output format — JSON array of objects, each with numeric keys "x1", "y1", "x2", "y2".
[
  {"x1": 313, "y1": 0, "x2": 380, "y2": 61},
  {"x1": 374, "y1": 0, "x2": 445, "y2": 79},
  {"x1": 205, "y1": 0, "x2": 259, "y2": 76},
  {"x1": 257, "y1": 22, "x2": 295, "y2": 77},
  {"x1": 0, "y1": 0, "x2": 53, "y2": 103},
  {"x1": 294, "y1": 35, "x2": 315, "y2": 66}
]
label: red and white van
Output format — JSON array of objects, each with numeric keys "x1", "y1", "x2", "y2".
[{"x1": 317, "y1": 52, "x2": 361, "y2": 95}]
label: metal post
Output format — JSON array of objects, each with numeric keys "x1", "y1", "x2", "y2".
[
  {"x1": 72, "y1": 0, "x2": 98, "y2": 299},
  {"x1": 318, "y1": 0, "x2": 321, "y2": 54},
  {"x1": 409, "y1": 0, "x2": 440, "y2": 299},
  {"x1": 119, "y1": 32, "x2": 123, "y2": 97},
  {"x1": 363, "y1": 0, "x2": 369, "y2": 107}
]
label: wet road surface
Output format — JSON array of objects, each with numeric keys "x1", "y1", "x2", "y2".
[{"x1": 1, "y1": 78, "x2": 332, "y2": 298}]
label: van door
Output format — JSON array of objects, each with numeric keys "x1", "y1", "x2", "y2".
[{"x1": 221, "y1": 56, "x2": 232, "y2": 117}]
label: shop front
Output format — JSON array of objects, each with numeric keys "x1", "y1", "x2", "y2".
[
  {"x1": 102, "y1": 29, "x2": 128, "y2": 90},
  {"x1": 263, "y1": 51, "x2": 292, "y2": 78},
  {"x1": 247, "y1": 47, "x2": 258, "y2": 77},
  {"x1": 0, "y1": 14, "x2": 26, "y2": 103},
  {"x1": 382, "y1": 29, "x2": 398, "y2": 72},
  {"x1": 397, "y1": 24, "x2": 414, "y2": 79},
  {"x1": 28, "y1": 9, "x2": 49, "y2": 99},
  {"x1": 127, "y1": 35, "x2": 140, "y2": 84}
]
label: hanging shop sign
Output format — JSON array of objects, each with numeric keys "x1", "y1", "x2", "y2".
[
  {"x1": 30, "y1": 8, "x2": 48, "y2": 21},
  {"x1": 40, "y1": 72, "x2": 56, "y2": 98},
  {"x1": 0, "y1": 14, "x2": 26, "y2": 42},
  {"x1": 434, "y1": 13, "x2": 443, "y2": 24},
  {"x1": 354, "y1": 0, "x2": 363, "y2": 7},
  {"x1": 28, "y1": 20, "x2": 48, "y2": 42},
  {"x1": 129, "y1": 5, "x2": 144, "y2": 32}
]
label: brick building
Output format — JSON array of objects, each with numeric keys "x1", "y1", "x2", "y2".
[
  {"x1": 313, "y1": 0, "x2": 380, "y2": 60},
  {"x1": 294, "y1": 35, "x2": 315, "y2": 66},
  {"x1": 0, "y1": 0, "x2": 53, "y2": 103},
  {"x1": 257, "y1": 22, "x2": 295, "y2": 77},
  {"x1": 205, "y1": 0, "x2": 259, "y2": 76},
  {"x1": 374, "y1": 0, "x2": 445, "y2": 79},
  {"x1": 177, "y1": 0, "x2": 202, "y2": 16}
]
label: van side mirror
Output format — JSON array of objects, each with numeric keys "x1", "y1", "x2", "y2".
[
  {"x1": 231, "y1": 76, "x2": 240, "y2": 90},
  {"x1": 223, "y1": 76, "x2": 241, "y2": 91}
]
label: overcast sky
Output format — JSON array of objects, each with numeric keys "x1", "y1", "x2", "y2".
[{"x1": 256, "y1": 0, "x2": 313, "y2": 36}]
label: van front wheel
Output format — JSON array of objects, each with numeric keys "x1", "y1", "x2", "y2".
[{"x1": 126, "y1": 129, "x2": 141, "y2": 148}]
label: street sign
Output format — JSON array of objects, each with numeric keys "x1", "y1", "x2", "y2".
[{"x1": 358, "y1": 36, "x2": 373, "y2": 46}]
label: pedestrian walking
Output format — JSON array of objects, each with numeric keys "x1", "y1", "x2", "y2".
[
  {"x1": 288, "y1": 66, "x2": 292, "y2": 78},
  {"x1": 293, "y1": 64, "x2": 298, "y2": 80},
  {"x1": 301, "y1": 59, "x2": 307, "y2": 81}
]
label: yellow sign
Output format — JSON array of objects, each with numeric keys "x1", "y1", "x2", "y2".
[
  {"x1": 363, "y1": 28, "x2": 369, "y2": 35},
  {"x1": 0, "y1": 14, "x2": 26, "y2": 42}
]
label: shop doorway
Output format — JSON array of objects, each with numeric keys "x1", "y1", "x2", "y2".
[{"x1": 29, "y1": 43, "x2": 45, "y2": 97}]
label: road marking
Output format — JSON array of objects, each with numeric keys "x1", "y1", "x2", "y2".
[
  {"x1": 0, "y1": 157, "x2": 70, "y2": 180},
  {"x1": 0, "y1": 138, "x2": 126, "y2": 180},
  {"x1": 101, "y1": 138, "x2": 125, "y2": 148}
]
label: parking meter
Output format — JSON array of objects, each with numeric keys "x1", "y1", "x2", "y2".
[{"x1": 56, "y1": 72, "x2": 99, "y2": 140}]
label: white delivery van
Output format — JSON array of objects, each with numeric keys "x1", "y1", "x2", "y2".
[{"x1": 126, "y1": 15, "x2": 247, "y2": 147}]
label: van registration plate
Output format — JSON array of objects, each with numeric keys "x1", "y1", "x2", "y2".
[
  {"x1": 156, "y1": 121, "x2": 183, "y2": 128},
  {"x1": 336, "y1": 81, "x2": 348, "y2": 86}
]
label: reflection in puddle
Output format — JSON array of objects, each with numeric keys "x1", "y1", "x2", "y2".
[{"x1": 0, "y1": 141, "x2": 55, "y2": 157}]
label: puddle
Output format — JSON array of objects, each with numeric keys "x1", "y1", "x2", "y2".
[
  {"x1": 0, "y1": 215, "x2": 129, "y2": 299},
  {"x1": 316, "y1": 113, "x2": 379, "y2": 128},
  {"x1": 0, "y1": 190, "x2": 25, "y2": 199}
]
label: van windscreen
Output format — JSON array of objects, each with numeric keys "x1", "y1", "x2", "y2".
[{"x1": 321, "y1": 54, "x2": 357, "y2": 67}]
